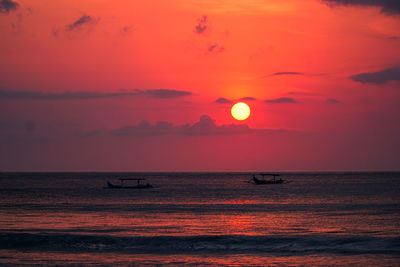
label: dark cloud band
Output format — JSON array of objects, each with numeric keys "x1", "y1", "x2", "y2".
[
  {"x1": 264, "y1": 97, "x2": 298, "y2": 104},
  {"x1": 349, "y1": 66, "x2": 400, "y2": 84},
  {"x1": 323, "y1": 0, "x2": 400, "y2": 15},
  {"x1": 142, "y1": 89, "x2": 192, "y2": 98},
  {"x1": 0, "y1": 89, "x2": 192, "y2": 100},
  {"x1": 111, "y1": 115, "x2": 286, "y2": 136},
  {"x1": 271, "y1": 72, "x2": 304, "y2": 76}
]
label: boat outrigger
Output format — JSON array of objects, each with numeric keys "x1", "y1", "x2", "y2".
[
  {"x1": 107, "y1": 178, "x2": 153, "y2": 189},
  {"x1": 250, "y1": 173, "x2": 289, "y2": 185}
]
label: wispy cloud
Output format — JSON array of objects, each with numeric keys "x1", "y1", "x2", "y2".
[
  {"x1": 322, "y1": 0, "x2": 400, "y2": 15},
  {"x1": 121, "y1": 26, "x2": 134, "y2": 36},
  {"x1": 327, "y1": 98, "x2": 341, "y2": 104},
  {"x1": 271, "y1": 71, "x2": 304, "y2": 76},
  {"x1": 195, "y1": 15, "x2": 207, "y2": 34},
  {"x1": 111, "y1": 115, "x2": 287, "y2": 136},
  {"x1": 141, "y1": 89, "x2": 192, "y2": 98},
  {"x1": 349, "y1": 66, "x2": 400, "y2": 85},
  {"x1": 264, "y1": 97, "x2": 298, "y2": 104},
  {"x1": 214, "y1": 97, "x2": 232, "y2": 104},
  {"x1": 208, "y1": 43, "x2": 225, "y2": 53},
  {"x1": 263, "y1": 72, "x2": 324, "y2": 78},
  {"x1": 53, "y1": 14, "x2": 100, "y2": 37},
  {"x1": 215, "y1": 97, "x2": 257, "y2": 104},
  {"x1": 66, "y1": 15, "x2": 99, "y2": 31},
  {"x1": 240, "y1": 97, "x2": 257, "y2": 101},
  {"x1": 0, "y1": 0, "x2": 18, "y2": 14},
  {"x1": 0, "y1": 89, "x2": 192, "y2": 100}
]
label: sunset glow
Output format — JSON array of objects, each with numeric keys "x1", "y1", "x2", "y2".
[
  {"x1": 0, "y1": 0, "x2": 399, "y2": 171},
  {"x1": 0, "y1": 1, "x2": 399, "y2": 266}
]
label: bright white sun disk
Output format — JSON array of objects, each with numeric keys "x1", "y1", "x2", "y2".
[{"x1": 231, "y1": 102, "x2": 250, "y2": 120}]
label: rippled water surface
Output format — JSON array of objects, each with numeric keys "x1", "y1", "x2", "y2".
[{"x1": 0, "y1": 172, "x2": 399, "y2": 266}]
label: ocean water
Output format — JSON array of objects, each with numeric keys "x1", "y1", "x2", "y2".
[{"x1": 0, "y1": 172, "x2": 399, "y2": 266}]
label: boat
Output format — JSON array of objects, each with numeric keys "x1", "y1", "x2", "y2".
[
  {"x1": 250, "y1": 173, "x2": 289, "y2": 185},
  {"x1": 106, "y1": 178, "x2": 153, "y2": 189}
]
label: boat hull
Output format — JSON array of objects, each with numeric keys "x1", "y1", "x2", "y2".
[
  {"x1": 252, "y1": 177, "x2": 288, "y2": 185},
  {"x1": 107, "y1": 181, "x2": 153, "y2": 189},
  {"x1": 253, "y1": 179, "x2": 284, "y2": 185}
]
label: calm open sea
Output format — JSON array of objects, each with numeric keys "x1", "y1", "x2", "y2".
[{"x1": 0, "y1": 172, "x2": 399, "y2": 266}]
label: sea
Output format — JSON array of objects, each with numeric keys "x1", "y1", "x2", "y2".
[{"x1": 0, "y1": 172, "x2": 399, "y2": 266}]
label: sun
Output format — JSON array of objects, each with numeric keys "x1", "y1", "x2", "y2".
[{"x1": 231, "y1": 102, "x2": 250, "y2": 121}]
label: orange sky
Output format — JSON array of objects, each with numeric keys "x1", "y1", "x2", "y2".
[{"x1": 0, "y1": 0, "x2": 399, "y2": 171}]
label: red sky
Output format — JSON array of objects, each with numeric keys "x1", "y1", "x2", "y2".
[{"x1": 0, "y1": 0, "x2": 399, "y2": 171}]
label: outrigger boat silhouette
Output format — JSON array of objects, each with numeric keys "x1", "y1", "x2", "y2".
[
  {"x1": 249, "y1": 173, "x2": 290, "y2": 185},
  {"x1": 107, "y1": 178, "x2": 153, "y2": 189}
]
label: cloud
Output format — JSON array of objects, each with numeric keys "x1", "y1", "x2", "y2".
[
  {"x1": 215, "y1": 97, "x2": 257, "y2": 104},
  {"x1": 214, "y1": 97, "x2": 232, "y2": 104},
  {"x1": 0, "y1": 89, "x2": 192, "y2": 100},
  {"x1": 240, "y1": 97, "x2": 257, "y2": 101},
  {"x1": 51, "y1": 29, "x2": 60, "y2": 38},
  {"x1": 271, "y1": 71, "x2": 304, "y2": 76},
  {"x1": 141, "y1": 89, "x2": 192, "y2": 98},
  {"x1": 208, "y1": 43, "x2": 225, "y2": 53},
  {"x1": 195, "y1": 15, "x2": 207, "y2": 34},
  {"x1": 111, "y1": 115, "x2": 287, "y2": 136},
  {"x1": 121, "y1": 26, "x2": 134, "y2": 36},
  {"x1": 327, "y1": 98, "x2": 341, "y2": 104},
  {"x1": 0, "y1": 90, "x2": 135, "y2": 100},
  {"x1": 52, "y1": 14, "x2": 100, "y2": 38},
  {"x1": 322, "y1": 0, "x2": 400, "y2": 15},
  {"x1": 264, "y1": 97, "x2": 298, "y2": 104},
  {"x1": 349, "y1": 66, "x2": 400, "y2": 84},
  {"x1": 263, "y1": 72, "x2": 325, "y2": 78},
  {"x1": 0, "y1": 0, "x2": 19, "y2": 14},
  {"x1": 66, "y1": 15, "x2": 99, "y2": 31}
]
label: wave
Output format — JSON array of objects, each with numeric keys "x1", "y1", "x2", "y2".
[
  {"x1": 1, "y1": 232, "x2": 399, "y2": 255},
  {"x1": 1, "y1": 203, "x2": 398, "y2": 215}
]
